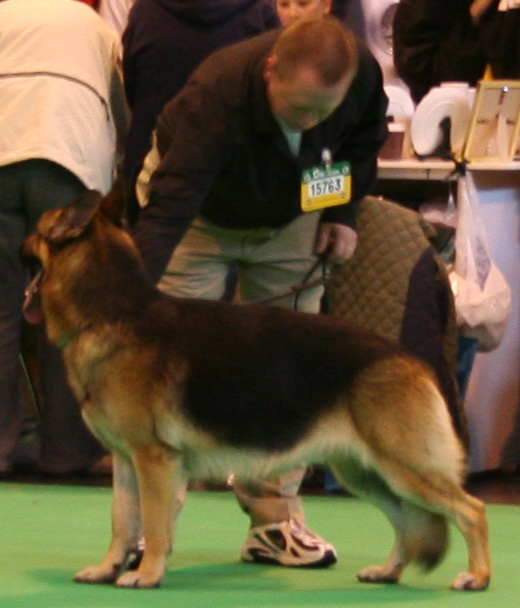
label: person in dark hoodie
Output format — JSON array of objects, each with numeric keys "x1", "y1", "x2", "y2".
[
  {"x1": 122, "y1": 0, "x2": 280, "y2": 222},
  {"x1": 393, "y1": 0, "x2": 520, "y2": 104}
]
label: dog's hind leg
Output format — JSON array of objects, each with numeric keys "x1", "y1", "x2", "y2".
[
  {"x1": 336, "y1": 363, "x2": 490, "y2": 590},
  {"x1": 75, "y1": 451, "x2": 141, "y2": 584},
  {"x1": 356, "y1": 500, "x2": 448, "y2": 585},
  {"x1": 378, "y1": 461, "x2": 490, "y2": 591},
  {"x1": 331, "y1": 453, "x2": 490, "y2": 590},
  {"x1": 115, "y1": 445, "x2": 184, "y2": 588},
  {"x1": 448, "y1": 492, "x2": 490, "y2": 591},
  {"x1": 328, "y1": 457, "x2": 430, "y2": 585}
]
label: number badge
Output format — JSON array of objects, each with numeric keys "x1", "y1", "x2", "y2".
[{"x1": 300, "y1": 161, "x2": 351, "y2": 212}]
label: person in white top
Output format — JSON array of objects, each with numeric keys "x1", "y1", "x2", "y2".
[
  {"x1": 98, "y1": 0, "x2": 135, "y2": 35},
  {"x1": 0, "y1": 0, "x2": 128, "y2": 477}
]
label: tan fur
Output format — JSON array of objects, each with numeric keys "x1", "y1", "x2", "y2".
[{"x1": 21, "y1": 192, "x2": 491, "y2": 592}]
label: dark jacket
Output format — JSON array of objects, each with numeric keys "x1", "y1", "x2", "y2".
[
  {"x1": 133, "y1": 29, "x2": 388, "y2": 280},
  {"x1": 480, "y1": 5, "x2": 520, "y2": 79},
  {"x1": 122, "y1": 0, "x2": 280, "y2": 219},
  {"x1": 393, "y1": 0, "x2": 520, "y2": 103},
  {"x1": 393, "y1": 0, "x2": 487, "y2": 103}
]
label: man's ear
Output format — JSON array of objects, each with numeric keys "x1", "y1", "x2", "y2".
[{"x1": 263, "y1": 54, "x2": 279, "y2": 83}]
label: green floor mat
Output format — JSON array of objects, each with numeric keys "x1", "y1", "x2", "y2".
[{"x1": 0, "y1": 484, "x2": 517, "y2": 608}]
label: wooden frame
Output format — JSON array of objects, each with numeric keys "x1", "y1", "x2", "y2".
[{"x1": 463, "y1": 80, "x2": 520, "y2": 162}]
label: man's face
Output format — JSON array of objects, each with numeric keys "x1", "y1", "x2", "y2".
[
  {"x1": 276, "y1": 0, "x2": 332, "y2": 27},
  {"x1": 265, "y1": 57, "x2": 349, "y2": 132}
]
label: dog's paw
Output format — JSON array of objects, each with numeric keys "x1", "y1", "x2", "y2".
[
  {"x1": 451, "y1": 571, "x2": 490, "y2": 591},
  {"x1": 74, "y1": 563, "x2": 120, "y2": 584},
  {"x1": 357, "y1": 565, "x2": 400, "y2": 584},
  {"x1": 115, "y1": 569, "x2": 163, "y2": 589}
]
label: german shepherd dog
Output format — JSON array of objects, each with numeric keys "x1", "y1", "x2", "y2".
[{"x1": 21, "y1": 189, "x2": 490, "y2": 591}]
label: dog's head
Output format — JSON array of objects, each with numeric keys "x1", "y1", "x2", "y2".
[{"x1": 21, "y1": 185, "x2": 154, "y2": 347}]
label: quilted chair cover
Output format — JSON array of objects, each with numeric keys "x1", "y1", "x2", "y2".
[{"x1": 327, "y1": 196, "x2": 468, "y2": 447}]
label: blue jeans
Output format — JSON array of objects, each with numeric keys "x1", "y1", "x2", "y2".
[{"x1": 0, "y1": 160, "x2": 104, "y2": 473}]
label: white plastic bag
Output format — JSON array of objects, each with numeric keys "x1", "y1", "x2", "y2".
[{"x1": 448, "y1": 172, "x2": 512, "y2": 351}]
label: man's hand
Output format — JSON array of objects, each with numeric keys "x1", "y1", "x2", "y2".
[{"x1": 315, "y1": 222, "x2": 358, "y2": 264}]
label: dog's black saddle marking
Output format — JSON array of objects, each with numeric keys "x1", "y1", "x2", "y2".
[{"x1": 145, "y1": 298, "x2": 403, "y2": 453}]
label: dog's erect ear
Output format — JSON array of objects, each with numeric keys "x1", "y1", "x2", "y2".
[{"x1": 47, "y1": 190, "x2": 102, "y2": 244}]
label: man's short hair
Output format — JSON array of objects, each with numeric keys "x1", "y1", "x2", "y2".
[{"x1": 271, "y1": 17, "x2": 359, "y2": 87}]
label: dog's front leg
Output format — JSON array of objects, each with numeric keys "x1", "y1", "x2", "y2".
[
  {"x1": 75, "y1": 452, "x2": 140, "y2": 584},
  {"x1": 115, "y1": 445, "x2": 182, "y2": 589}
]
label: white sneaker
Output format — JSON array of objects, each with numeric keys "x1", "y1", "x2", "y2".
[{"x1": 241, "y1": 518, "x2": 337, "y2": 567}]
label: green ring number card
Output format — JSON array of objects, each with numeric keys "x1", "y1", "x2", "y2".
[{"x1": 301, "y1": 161, "x2": 351, "y2": 212}]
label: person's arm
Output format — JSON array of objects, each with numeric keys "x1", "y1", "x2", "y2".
[{"x1": 132, "y1": 82, "x2": 229, "y2": 282}]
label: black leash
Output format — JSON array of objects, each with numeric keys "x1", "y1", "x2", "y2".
[{"x1": 253, "y1": 253, "x2": 330, "y2": 309}]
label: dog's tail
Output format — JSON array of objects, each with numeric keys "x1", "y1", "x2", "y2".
[{"x1": 400, "y1": 502, "x2": 448, "y2": 571}]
